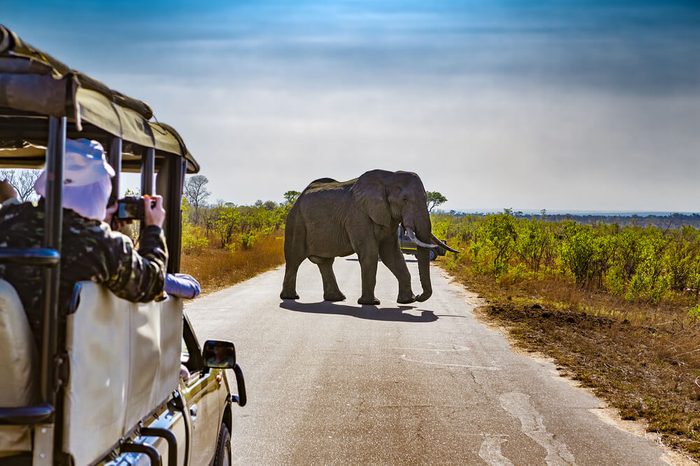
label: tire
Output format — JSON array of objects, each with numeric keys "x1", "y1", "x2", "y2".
[
  {"x1": 429, "y1": 249, "x2": 438, "y2": 261},
  {"x1": 212, "y1": 423, "x2": 232, "y2": 466}
]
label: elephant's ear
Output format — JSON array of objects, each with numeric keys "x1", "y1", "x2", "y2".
[{"x1": 352, "y1": 171, "x2": 392, "y2": 227}]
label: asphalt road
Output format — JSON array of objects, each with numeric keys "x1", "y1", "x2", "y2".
[{"x1": 186, "y1": 256, "x2": 685, "y2": 466}]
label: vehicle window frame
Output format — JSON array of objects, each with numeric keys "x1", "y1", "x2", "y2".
[{"x1": 182, "y1": 314, "x2": 206, "y2": 374}]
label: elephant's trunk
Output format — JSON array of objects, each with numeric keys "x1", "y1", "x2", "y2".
[
  {"x1": 407, "y1": 217, "x2": 433, "y2": 302},
  {"x1": 415, "y1": 247, "x2": 432, "y2": 302}
]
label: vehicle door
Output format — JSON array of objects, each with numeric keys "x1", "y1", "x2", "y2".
[{"x1": 180, "y1": 319, "x2": 224, "y2": 465}]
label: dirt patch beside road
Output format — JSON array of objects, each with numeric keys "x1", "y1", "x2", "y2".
[{"x1": 444, "y1": 268, "x2": 700, "y2": 462}]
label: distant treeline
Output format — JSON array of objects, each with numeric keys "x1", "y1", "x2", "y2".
[{"x1": 439, "y1": 210, "x2": 700, "y2": 229}]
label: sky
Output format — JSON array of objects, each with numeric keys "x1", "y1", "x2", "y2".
[{"x1": 4, "y1": 0, "x2": 700, "y2": 212}]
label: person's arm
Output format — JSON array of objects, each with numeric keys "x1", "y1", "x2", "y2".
[
  {"x1": 165, "y1": 273, "x2": 201, "y2": 299},
  {"x1": 99, "y1": 196, "x2": 168, "y2": 302}
]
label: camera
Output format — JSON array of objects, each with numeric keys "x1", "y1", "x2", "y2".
[{"x1": 116, "y1": 196, "x2": 153, "y2": 220}]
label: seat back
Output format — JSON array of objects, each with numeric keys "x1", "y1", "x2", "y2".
[
  {"x1": 62, "y1": 282, "x2": 183, "y2": 466},
  {"x1": 0, "y1": 279, "x2": 36, "y2": 456}
]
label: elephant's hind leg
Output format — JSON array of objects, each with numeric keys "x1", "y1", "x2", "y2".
[
  {"x1": 281, "y1": 257, "x2": 303, "y2": 300},
  {"x1": 281, "y1": 211, "x2": 305, "y2": 300},
  {"x1": 310, "y1": 256, "x2": 346, "y2": 302}
]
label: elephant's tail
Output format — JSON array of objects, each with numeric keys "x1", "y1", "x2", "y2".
[{"x1": 284, "y1": 204, "x2": 307, "y2": 261}]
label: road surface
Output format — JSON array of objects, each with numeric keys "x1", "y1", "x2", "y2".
[{"x1": 186, "y1": 256, "x2": 686, "y2": 465}]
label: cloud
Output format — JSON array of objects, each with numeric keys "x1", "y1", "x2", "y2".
[{"x1": 4, "y1": 0, "x2": 699, "y2": 211}]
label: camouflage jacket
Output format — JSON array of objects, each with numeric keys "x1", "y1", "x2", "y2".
[{"x1": 0, "y1": 201, "x2": 168, "y2": 347}]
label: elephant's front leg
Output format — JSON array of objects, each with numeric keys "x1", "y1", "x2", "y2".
[
  {"x1": 379, "y1": 238, "x2": 415, "y2": 304},
  {"x1": 357, "y1": 248, "x2": 380, "y2": 305}
]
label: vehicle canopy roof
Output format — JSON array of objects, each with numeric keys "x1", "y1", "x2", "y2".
[{"x1": 0, "y1": 24, "x2": 199, "y2": 173}]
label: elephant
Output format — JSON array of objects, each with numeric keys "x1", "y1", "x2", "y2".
[{"x1": 280, "y1": 169, "x2": 457, "y2": 305}]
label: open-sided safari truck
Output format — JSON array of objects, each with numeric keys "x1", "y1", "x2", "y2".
[{"x1": 0, "y1": 26, "x2": 246, "y2": 465}]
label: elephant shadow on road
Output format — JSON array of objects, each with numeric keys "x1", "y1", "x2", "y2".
[
  {"x1": 345, "y1": 258, "x2": 418, "y2": 263},
  {"x1": 279, "y1": 300, "x2": 438, "y2": 323}
]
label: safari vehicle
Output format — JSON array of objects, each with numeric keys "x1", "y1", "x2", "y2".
[
  {"x1": 398, "y1": 226, "x2": 447, "y2": 261},
  {"x1": 0, "y1": 26, "x2": 246, "y2": 465}
]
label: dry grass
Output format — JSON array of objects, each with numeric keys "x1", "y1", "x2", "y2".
[
  {"x1": 181, "y1": 234, "x2": 285, "y2": 294},
  {"x1": 443, "y1": 263, "x2": 700, "y2": 461}
]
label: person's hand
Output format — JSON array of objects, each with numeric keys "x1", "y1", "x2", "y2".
[
  {"x1": 104, "y1": 202, "x2": 118, "y2": 224},
  {"x1": 144, "y1": 195, "x2": 165, "y2": 228},
  {"x1": 104, "y1": 202, "x2": 134, "y2": 231}
]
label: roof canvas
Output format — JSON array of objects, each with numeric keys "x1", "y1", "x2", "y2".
[{"x1": 0, "y1": 25, "x2": 199, "y2": 173}]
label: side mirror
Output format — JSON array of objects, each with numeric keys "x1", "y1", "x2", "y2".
[{"x1": 202, "y1": 340, "x2": 236, "y2": 369}]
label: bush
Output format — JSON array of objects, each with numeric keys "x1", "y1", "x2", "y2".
[
  {"x1": 435, "y1": 213, "x2": 700, "y2": 310},
  {"x1": 182, "y1": 222, "x2": 209, "y2": 254}
]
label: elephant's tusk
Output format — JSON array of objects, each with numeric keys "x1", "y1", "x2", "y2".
[
  {"x1": 406, "y1": 228, "x2": 438, "y2": 249},
  {"x1": 431, "y1": 233, "x2": 460, "y2": 253}
]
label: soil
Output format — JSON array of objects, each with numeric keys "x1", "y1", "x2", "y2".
[{"x1": 444, "y1": 266, "x2": 700, "y2": 462}]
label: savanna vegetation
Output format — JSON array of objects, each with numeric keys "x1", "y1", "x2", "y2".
[
  {"x1": 178, "y1": 185, "x2": 700, "y2": 460},
  {"x1": 180, "y1": 175, "x2": 292, "y2": 292},
  {"x1": 433, "y1": 211, "x2": 700, "y2": 460}
]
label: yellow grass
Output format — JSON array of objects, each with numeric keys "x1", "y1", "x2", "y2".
[{"x1": 181, "y1": 234, "x2": 285, "y2": 294}]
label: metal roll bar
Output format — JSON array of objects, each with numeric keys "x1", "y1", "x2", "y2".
[
  {"x1": 109, "y1": 137, "x2": 123, "y2": 204},
  {"x1": 121, "y1": 442, "x2": 163, "y2": 466},
  {"x1": 141, "y1": 147, "x2": 156, "y2": 195}
]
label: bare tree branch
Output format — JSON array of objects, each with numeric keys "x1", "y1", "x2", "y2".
[
  {"x1": 0, "y1": 169, "x2": 41, "y2": 202},
  {"x1": 184, "y1": 175, "x2": 210, "y2": 223}
]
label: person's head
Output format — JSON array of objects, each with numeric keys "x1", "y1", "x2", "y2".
[
  {"x1": 0, "y1": 179, "x2": 18, "y2": 203},
  {"x1": 34, "y1": 139, "x2": 115, "y2": 221}
]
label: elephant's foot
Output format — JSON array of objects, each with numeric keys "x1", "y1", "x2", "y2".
[
  {"x1": 358, "y1": 296, "x2": 380, "y2": 306},
  {"x1": 397, "y1": 293, "x2": 417, "y2": 304},
  {"x1": 280, "y1": 290, "x2": 300, "y2": 300},
  {"x1": 324, "y1": 291, "x2": 346, "y2": 302}
]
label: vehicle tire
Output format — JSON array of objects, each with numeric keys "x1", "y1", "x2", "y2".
[
  {"x1": 212, "y1": 423, "x2": 231, "y2": 466},
  {"x1": 429, "y1": 249, "x2": 438, "y2": 261}
]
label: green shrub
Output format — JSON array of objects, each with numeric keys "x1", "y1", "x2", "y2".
[
  {"x1": 434, "y1": 212, "x2": 700, "y2": 307},
  {"x1": 182, "y1": 222, "x2": 209, "y2": 254},
  {"x1": 240, "y1": 232, "x2": 257, "y2": 250}
]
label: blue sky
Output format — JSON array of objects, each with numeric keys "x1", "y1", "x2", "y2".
[{"x1": 4, "y1": 0, "x2": 700, "y2": 211}]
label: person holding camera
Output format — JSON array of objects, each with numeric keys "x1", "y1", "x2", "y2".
[{"x1": 0, "y1": 139, "x2": 169, "y2": 346}]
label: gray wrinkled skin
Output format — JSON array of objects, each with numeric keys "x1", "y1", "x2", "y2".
[{"x1": 280, "y1": 169, "x2": 434, "y2": 305}]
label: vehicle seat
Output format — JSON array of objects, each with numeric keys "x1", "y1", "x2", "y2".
[
  {"x1": 0, "y1": 279, "x2": 36, "y2": 457},
  {"x1": 62, "y1": 282, "x2": 183, "y2": 466}
]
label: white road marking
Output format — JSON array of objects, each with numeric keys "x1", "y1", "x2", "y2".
[
  {"x1": 391, "y1": 344, "x2": 471, "y2": 352},
  {"x1": 499, "y1": 392, "x2": 576, "y2": 466},
  {"x1": 399, "y1": 354, "x2": 501, "y2": 370},
  {"x1": 479, "y1": 434, "x2": 515, "y2": 466}
]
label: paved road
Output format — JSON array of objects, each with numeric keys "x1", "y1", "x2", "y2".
[{"x1": 186, "y1": 256, "x2": 684, "y2": 465}]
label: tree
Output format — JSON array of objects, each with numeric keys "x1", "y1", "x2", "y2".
[
  {"x1": 426, "y1": 191, "x2": 447, "y2": 213},
  {"x1": 283, "y1": 190, "x2": 301, "y2": 205},
  {"x1": 184, "y1": 175, "x2": 210, "y2": 223},
  {"x1": 213, "y1": 205, "x2": 240, "y2": 248},
  {"x1": 0, "y1": 169, "x2": 40, "y2": 201}
]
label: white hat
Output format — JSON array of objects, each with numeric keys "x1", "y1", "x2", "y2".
[{"x1": 34, "y1": 138, "x2": 115, "y2": 221}]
